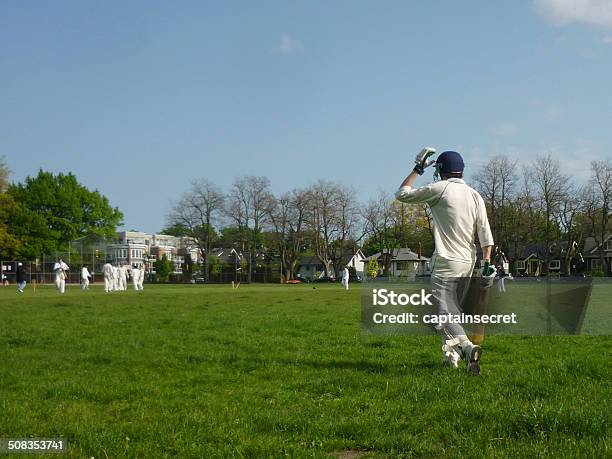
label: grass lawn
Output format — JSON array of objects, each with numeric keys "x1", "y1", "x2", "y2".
[{"x1": 1, "y1": 283, "x2": 610, "y2": 458}]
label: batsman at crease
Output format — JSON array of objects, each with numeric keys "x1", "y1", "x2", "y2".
[{"x1": 395, "y1": 147, "x2": 495, "y2": 375}]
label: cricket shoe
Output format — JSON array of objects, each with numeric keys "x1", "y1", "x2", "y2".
[
  {"x1": 461, "y1": 342, "x2": 482, "y2": 376},
  {"x1": 443, "y1": 349, "x2": 461, "y2": 369}
]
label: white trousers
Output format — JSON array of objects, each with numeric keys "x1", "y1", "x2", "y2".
[
  {"x1": 82, "y1": 279, "x2": 90, "y2": 290},
  {"x1": 55, "y1": 274, "x2": 66, "y2": 293},
  {"x1": 498, "y1": 277, "x2": 506, "y2": 292},
  {"x1": 104, "y1": 276, "x2": 113, "y2": 293},
  {"x1": 341, "y1": 278, "x2": 349, "y2": 290}
]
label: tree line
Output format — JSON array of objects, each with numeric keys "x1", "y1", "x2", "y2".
[
  {"x1": 1, "y1": 153, "x2": 610, "y2": 278},
  {"x1": 165, "y1": 154, "x2": 611, "y2": 280},
  {"x1": 0, "y1": 159, "x2": 123, "y2": 260}
]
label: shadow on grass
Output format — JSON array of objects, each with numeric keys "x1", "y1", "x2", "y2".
[{"x1": 178, "y1": 353, "x2": 441, "y2": 375}]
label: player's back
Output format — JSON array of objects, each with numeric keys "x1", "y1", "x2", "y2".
[{"x1": 429, "y1": 179, "x2": 487, "y2": 262}]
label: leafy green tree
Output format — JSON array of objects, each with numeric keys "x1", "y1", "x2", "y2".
[
  {"x1": 160, "y1": 223, "x2": 192, "y2": 237},
  {"x1": 216, "y1": 226, "x2": 247, "y2": 249},
  {"x1": 154, "y1": 254, "x2": 174, "y2": 282},
  {"x1": 367, "y1": 259, "x2": 378, "y2": 278},
  {"x1": 0, "y1": 157, "x2": 21, "y2": 258},
  {"x1": 5, "y1": 170, "x2": 123, "y2": 257},
  {"x1": 0, "y1": 155, "x2": 9, "y2": 193}
]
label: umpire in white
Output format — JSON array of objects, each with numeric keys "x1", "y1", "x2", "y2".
[{"x1": 395, "y1": 148, "x2": 494, "y2": 375}]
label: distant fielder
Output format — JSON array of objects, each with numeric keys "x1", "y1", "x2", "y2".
[
  {"x1": 112, "y1": 264, "x2": 119, "y2": 291},
  {"x1": 119, "y1": 264, "x2": 128, "y2": 291},
  {"x1": 53, "y1": 258, "x2": 70, "y2": 293},
  {"x1": 497, "y1": 265, "x2": 507, "y2": 293},
  {"x1": 103, "y1": 260, "x2": 114, "y2": 293},
  {"x1": 395, "y1": 148, "x2": 494, "y2": 375},
  {"x1": 341, "y1": 266, "x2": 350, "y2": 290},
  {"x1": 81, "y1": 265, "x2": 92, "y2": 290},
  {"x1": 137, "y1": 266, "x2": 145, "y2": 291},
  {"x1": 131, "y1": 265, "x2": 141, "y2": 291},
  {"x1": 16, "y1": 262, "x2": 27, "y2": 293}
]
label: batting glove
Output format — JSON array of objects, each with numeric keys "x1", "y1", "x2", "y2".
[
  {"x1": 414, "y1": 147, "x2": 436, "y2": 175},
  {"x1": 480, "y1": 261, "x2": 496, "y2": 289}
]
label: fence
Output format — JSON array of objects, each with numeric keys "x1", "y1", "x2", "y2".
[{"x1": 1, "y1": 259, "x2": 283, "y2": 286}]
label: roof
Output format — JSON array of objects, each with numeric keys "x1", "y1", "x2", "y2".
[
  {"x1": 209, "y1": 248, "x2": 241, "y2": 263},
  {"x1": 298, "y1": 255, "x2": 324, "y2": 266},
  {"x1": 298, "y1": 250, "x2": 365, "y2": 267},
  {"x1": 583, "y1": 234, "x2": 612, "y2": 254},
  {"x1": 365, "y1": 248, "x2": 429, "y2": 262}
]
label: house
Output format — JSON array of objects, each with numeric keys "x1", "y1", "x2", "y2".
[
  {"x1": 582, "y1": 234, "x2": 612, "y2": 275},
  {"x1": 106, "y1": 231, "x2": 202, "y2": 274},
  {"x1": 296, "y1": 249, "x2": 366, "y2": 280},
  {"x1": 208, "y1": 247, "x2": 242, "y2": 267},
  {"x1": 364, "y1": 248, "x2": 430, "y2": 279},
  {"x1": 512, "y1": 241, "x2": 582, "y2": 276},
  {"x1": 344, "y1": 249, "x2": 366, "y2": 277},
  {"x1": 297, "y1": 256, "x2": 324, "y2": 279}
]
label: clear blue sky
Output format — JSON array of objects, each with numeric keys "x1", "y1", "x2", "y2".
[{"x1": 2, "y1": 1, "x2": 612, "y2": 233}]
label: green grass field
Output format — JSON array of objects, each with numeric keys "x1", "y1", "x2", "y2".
[{"x1": 1, "y1": 283, "x2": 610, "y2": 458}]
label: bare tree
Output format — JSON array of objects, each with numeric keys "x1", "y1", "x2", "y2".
[
  {"x1": 227, "y1": 176, "x2": 275, "y2": 282},
  {"x1": 591, "y1": 159, "x2": 612, "y2": 274},
  {"x1": 473, "y1": 155, "x2": 517, "y2": 250},
  {"x1": 306, "y1": 180, "x2": 360, "y2": 278},
  {"x1": 168, "y1": 179, "x2": 225, "y2": 280},
  {"x1": 557, "y1": 184, "x2": 582, "y2": 275},
  {"x1": 269, "y1": 189, "x2": 309, "y2": 281},
  {"x1": 533, "y1": 154, "x2": 570, "y2": 274},
  {"x1": 362, "y1": 191, "x2": 394, "y2": 274}
]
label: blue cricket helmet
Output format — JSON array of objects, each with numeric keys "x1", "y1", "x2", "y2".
[{"x1": 436, "y1": 151, "x2": 465, "y2": 173}]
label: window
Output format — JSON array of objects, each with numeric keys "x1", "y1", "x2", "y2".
[
  {"x1": 606, "y1": 240, "x2": 612, "y2": 251},
  {"x1": 549, "y1": 260, "x2": 560, "y2": 270},
  {"x1": 591, "y1": 259, "x2": 601, "y2": 270},
  {"x1": 396, "y1": 261, "x2": 413, "y2": 271},
  {"x1": 516, "y1": 260, "x2": 525, "y2": 270}
]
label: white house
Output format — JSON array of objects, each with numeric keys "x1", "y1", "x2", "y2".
[
  {"x1": 297, "y1": 249, "x2": 366, "y2": 280},
  {"x1": 364, "y1": 248, "x2": 430, "y2": 279},
  {"x1": 107, "y1": 231, "x2": 201, "y2": 273}
]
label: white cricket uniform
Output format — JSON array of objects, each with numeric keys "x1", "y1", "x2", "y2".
[
  {"x1": 103, "y1": 263, "x2": 114, "y2": 293},
  {"x1": 396, "y1": 178, "x2": 494, "y2": 348},
  {"x1": 132, "y1": 268, "x2": 140, "y2": 290},
  {"x1": 341, "y1": 268, "x2": 349, "y2": 290},
  {"x1": 119, "y1": 266, "x2": 128, "y2": 291},
  {"x1": 53, "y1": 261, "x2": 70, "y2": 293},
  {"x1": 137, "y1": 268, "x2": 145, "y2": 290},
  {"x1": 81, "y1": 267, "x2": 92, "y2": 290},
  {"x1": 112, "y1": 266, "x2": 119, "y2": 291}
]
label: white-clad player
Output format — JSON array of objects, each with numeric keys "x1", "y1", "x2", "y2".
[
  {"x1": 131, "y1": 264, "x2": 141, "y2": 291},
  {"x1": 102, "y1": 260, "x2": 114, "y2": 293},
  {"x1": 341, "y1": 266, "x2": 350, "y2": 290},
  {"x1": 81, "y1": 265, "x2": 92, "y2": 290},
  {"x1": 395, "y1": 148, "x2": 495, "y2": 375},
  {"x1": 53, "y1": 258, "x2": 70, "y2": 293}
]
